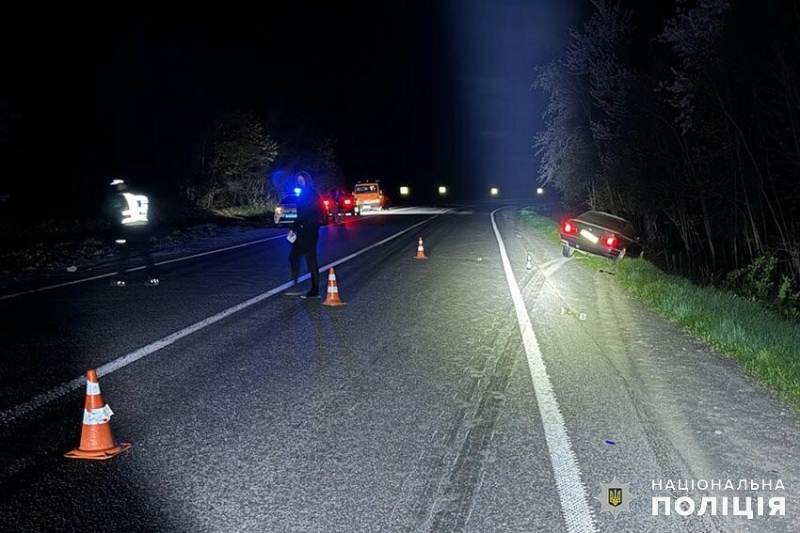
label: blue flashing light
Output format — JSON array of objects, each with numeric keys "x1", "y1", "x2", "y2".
[
  {"x1": 270, "y1": 169, "x2": 287, "y2": 187},
  {"x1": 293, "y1": 187, "x2": 302, "y2": 196}
]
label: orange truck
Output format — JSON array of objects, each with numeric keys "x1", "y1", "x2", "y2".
[{"x1": 352, "y1": 181, "x2": 386, "y2": 212}]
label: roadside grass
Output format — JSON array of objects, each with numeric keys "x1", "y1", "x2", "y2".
[
  {"x1": 520, "y1": 208, "x2": 800, "y2": 409},
  {"x1": 0, "y1": 213, "x2": 269, "y2": 276},
  {"x1": 0, "y1": 225, "x2": 215, "y2": 274},
  {"x1": 212, "y1": 201, "x2": 274, "y2": 220},
  {"x1": 520, "y1": 208, "x2": 562, "y2": 246},
  {"x1": 0, "y1": 238, "x2": 111, "y2": 272}
]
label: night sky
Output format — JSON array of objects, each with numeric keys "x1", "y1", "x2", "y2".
[{"x1": 1, "y1": 1, "x2": 582, "y2": 214}]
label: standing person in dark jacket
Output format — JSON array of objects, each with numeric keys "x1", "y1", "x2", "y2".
[
  {"x1": 287, "y1": 171, "x2": 323, "y2": 298},
  {"x1": 106, "y1": 179, "x2": 159, "y2": 286}
]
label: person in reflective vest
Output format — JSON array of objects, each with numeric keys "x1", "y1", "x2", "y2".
[{"x1": 107, "y1": 179, "x2": 159, "y2": 286}]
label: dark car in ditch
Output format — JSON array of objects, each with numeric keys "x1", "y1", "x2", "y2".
[{"x1": 559, "y1": 210, "x2": 641, "y2": 260}]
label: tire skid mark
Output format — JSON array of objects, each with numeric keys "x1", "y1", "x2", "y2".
[
  {"x1": 406, "y1": 314, "x2": 516, "y2": 532},
  {"x1": 515, "y1": 208, "x2": 722, "y2": 533},
  {"x1": 428, "y1": 331, "x2": 518, "y2": 532},
  {"x1": 396, "y1": 306, "x2": 518, "y2": 532},
  {"x1": 592, "y1": 277, "x2": 724, "y2": 533}
]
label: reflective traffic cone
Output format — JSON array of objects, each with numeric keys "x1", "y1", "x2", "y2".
[
  {"x1": 64, "y1": 369, "x2": 131, "y2": 460},
  {"x1": 414, "y1": 237, "x2": 427, "y2": 260},
  {"x1": 322, "y1": 267, "x2": 344, "y2": 306}
]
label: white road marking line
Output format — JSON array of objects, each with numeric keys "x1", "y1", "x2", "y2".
[
  {"x1": 0, "y1": 235, "x2": 286, "y2": 301},
  {"x1": 491, "y1": 208, "x2": 598, "y2": 533},
  {"x1": 0, "y1": 215, "x2": 438, "y2": 426},
  {"x1": 1, "y1": 209, "x2": 457, "y2": 301}
]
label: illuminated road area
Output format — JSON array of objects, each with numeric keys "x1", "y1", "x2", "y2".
[{"x1": 0, "y1": 205, "x2": 798, "y2": 532}]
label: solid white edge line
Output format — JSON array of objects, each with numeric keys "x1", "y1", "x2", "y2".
[
  {"x1": 0, "y1": 235, "x2": 286, "y2": 301},
  {"x1": 490, "y1": 208, "x2": 597, "y2": 533},
  {"x1": 0, "y1": 208, "x2": 454, "y2": 301},
  {"x1": 0, "y1": 214, "x2": 440, "y2": 426}
]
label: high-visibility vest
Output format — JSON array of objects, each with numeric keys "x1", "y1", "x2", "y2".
[{"x1": 120, "y1": 192, "x2": 149, "y2": 226}]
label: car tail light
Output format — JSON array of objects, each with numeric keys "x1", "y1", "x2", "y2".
[
  {"x1": 562, "y1": 221, "x2": 577, "y2": 234},
  {"x1": 604, "y1": 235, "x2": 617, "y2": 248},
  {"x1": 344, "y1": 199, "x2": 352, "y2": 205},
  {"x1": 323, "y1": 200, "x2": 330, "y2": 207}
]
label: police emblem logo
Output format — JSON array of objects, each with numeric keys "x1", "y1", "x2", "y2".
[
  {"x1": 608, "y1": 487, "x2": 622, "y2": 507},
  {"x1": 595, "y1": 477, "x2": 636, "y2": 518}
]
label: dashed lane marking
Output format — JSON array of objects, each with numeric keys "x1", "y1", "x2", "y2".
[{"x1": 0, "y1": 215, "x2": 438, "y2": 426}]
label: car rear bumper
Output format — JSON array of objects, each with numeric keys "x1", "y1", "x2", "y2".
[
  {"x1": 560, "y1": 237, "x2": 621, "y2": 259},
  {"x1": 356, "y1": 200, "x2": 382, "y2": 209},
  {"x1": 274, "y1": 215, "x2": 297, "y2": 225}
]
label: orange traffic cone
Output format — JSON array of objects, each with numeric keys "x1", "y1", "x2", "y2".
[
  {"x1": 64, "y1": 369, "x2": 131, "y2": 460},
  {"x1": 414, "y1": 237, "x2": 427, "y2": 260},
  {"x1": 322, "y1": 267, "x2": 345, "y2": 306}
]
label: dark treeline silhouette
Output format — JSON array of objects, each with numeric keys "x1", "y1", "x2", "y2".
[
  {"x1": 534, "y1": 0, "x2": 800, "y2": 316},
  {"x1": 0, "y1": 3, "x2": 423, "y2": 225}
]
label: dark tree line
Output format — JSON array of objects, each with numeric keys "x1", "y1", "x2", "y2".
[
  {"x1": 0, "y1": 96, "x2": 342, "y2": 223},
  {"x1": 0, "y1": 6, "x2": 348, "y2": 224},
  {"x1": 181, "y1": 109, "x2": 342, "y2": 215},
  {"x1": 535, "y1": 0, "x2": 800, "y2": 314}
]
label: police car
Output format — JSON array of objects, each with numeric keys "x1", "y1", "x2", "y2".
[
  {"x1": 273, "y1": 194, "x2": 330, "y2": 226},
  {"x1": 274, "y1": 195, "x2": 299, "y2": 225}
]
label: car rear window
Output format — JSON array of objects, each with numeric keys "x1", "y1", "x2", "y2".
[
  {"x1": 280, "y1": 196, "x2": 297, "y2": 204},
  {"x1": 355, "y1": 185, "x2": 378, "y2": 193},
  {"x1": 578, "y1": 211, "x2": 634, "y2": 236}
]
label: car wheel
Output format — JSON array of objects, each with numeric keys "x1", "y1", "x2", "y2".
[
  {"x1": 562, "y1": 245, "x2": 574, "y2": 258},
  {"x1": 615, "y1": 247, "x2": 627, "y2": 261}
]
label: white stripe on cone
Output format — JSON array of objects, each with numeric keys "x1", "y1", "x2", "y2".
[{"x1": 83, "y1": 405, "x2": 114, "y2": 425}]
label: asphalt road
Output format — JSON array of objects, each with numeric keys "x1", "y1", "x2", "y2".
[{"x1": 0, "y1": 204, "x2": 797, "y2": 533}]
